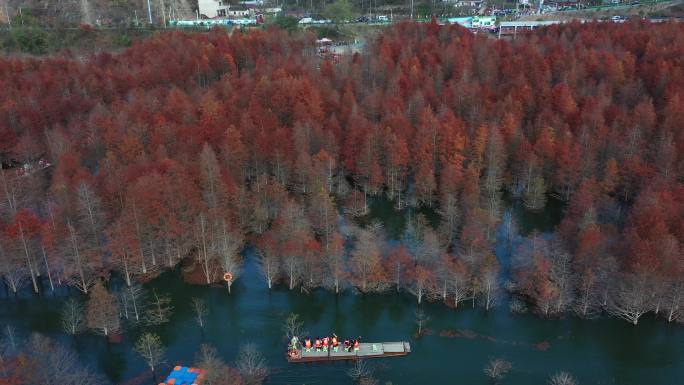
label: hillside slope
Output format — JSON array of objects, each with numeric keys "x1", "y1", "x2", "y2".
[{"x1": 1, "y1": 0, "x2": 197, "y2": 27}]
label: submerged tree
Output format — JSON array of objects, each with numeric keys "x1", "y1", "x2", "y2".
[
  {"x1": 192, "y1": 297, "x2": 209, "y2": 328},
  {"x1": 197, "y1": 344, "x2": 243, "y2": 385},
  {"x1": 120, "y1": 284, "x2": 145, "y2": 324},
  {"x1": 3, "y1": 326, "x2": 16, "y2": 351},
  {"x1": 134, "y1": 333, "x2": 166, "y2": 374},
  {"x1": 350, "y1": 224, "x2": 387, "y2": 293},
  {"x1": 282, "y1": 313, "x2": 304, "y2": 341},
  {"x1": 236, "y1": 344, "x2": 268, "y2": 385},
  {"x1": 0, "y1": 338, "x2": 6, "y2": 378},
  {"x1": 144, "y1": 289, "x2": 173, "y2": 326},
  {"x1": 86, "y1": 282, "x2": 120, "y2": 337},
  {"x1": 483, "y1": 358, "x2": 512, "y2": 382},
  {"x1": 608, "y1": 273, "x2": 652, "y2": 325},
  {"x1": 61, "y1": 298, "x2": 85, "y2": 335},
  {"x1": 347, "y1": 359, "x2": 376, "y2": 385},
  {"x1": 548, "y1": 371, "x2": 578, "y2": 385},
  {"x1": 19, "y1": 334, "x2": 105, "y2": 385},
  {"x1": 415, "y1": 309, "x2": 430, "y2": 337}
]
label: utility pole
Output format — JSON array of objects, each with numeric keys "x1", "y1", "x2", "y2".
[
  {"x1": 146, "y1": 0, "x2": 153, "y2": 24},
  {"x1": 160, "y1": 0, "x2": 167, "y2": 26},
  {"x1": 5, "y1": 3, "x2": 10, "y2": 26},
  {"x1": 410, "y1": 0, "x2": 414, "y2": 19}
]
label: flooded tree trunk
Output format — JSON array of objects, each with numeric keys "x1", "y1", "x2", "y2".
[
  {"x1": 68, "y1": 222, "x2": 89, "y2": 294},
  {"x1": 18, "y1": 222, "x2": 39, "y2": 294},
  {"x1": 149, "y1": 239, "x2": 157, "y2": 267},
  {"x1": 199, "y1": 213, "x2": 211, "y2": 285},
  {"x1": 133, "y1": 203, "x2": 147, "y2": 274},
  {"x1": 122, "y1": 253, "x2": 131, "y2": 287},
  {"x1": 41, "y1": 246, "x2": 55, "y2": 293}
]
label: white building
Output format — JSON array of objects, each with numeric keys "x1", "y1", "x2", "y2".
[
  {"x1": 198, "y1": 0, "x2": 229, "y2": 18},
  {"x1": 227, "y1": 6, "x2": 251, "y2": 17},
  {"x1": 198, "y1": 0, "x2": 253, "y2": 18},
  {"x1": 452, "y1": 0, "x2": 484, "y2": 7}
]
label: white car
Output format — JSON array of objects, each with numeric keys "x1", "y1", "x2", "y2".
[{"x1": 299, "y1": 17, "x2": 313, "y2": 24}]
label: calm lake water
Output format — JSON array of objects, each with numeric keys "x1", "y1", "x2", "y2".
[{"x1": 1, "y1": 197, "x2": 683, "y2": 385}]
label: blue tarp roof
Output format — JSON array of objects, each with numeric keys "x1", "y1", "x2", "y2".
[{"x1": 165, "y1": 366, "x2": 200, "y2": 385}]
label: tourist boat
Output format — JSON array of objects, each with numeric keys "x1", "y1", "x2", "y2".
[{"x1": 287, "y1": 341, "x2": 411, "y2": 363}]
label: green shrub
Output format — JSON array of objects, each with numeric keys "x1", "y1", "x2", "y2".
[
  {"x1": 311, "y1": 26, "x2": 343, "y2": 39},
  {"x1": 273, "y1": 16, "x2": 300, "y2": 32},
  {"x1": 114, "y1": 31, "x2": 133, "y2": 47},
  {"x1": 12, "y1": 27, "x2": 48, "y2": 54}
]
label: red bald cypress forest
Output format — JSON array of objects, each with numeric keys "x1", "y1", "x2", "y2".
[{"x1": 0, "y1": 21, "x2": 682, "y2": 327}]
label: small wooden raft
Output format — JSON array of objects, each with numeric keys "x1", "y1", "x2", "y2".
[{"x1": 287, "y1": 342, "x2": 411, "y2": 363}]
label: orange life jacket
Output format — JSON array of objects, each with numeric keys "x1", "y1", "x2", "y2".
[
  {"x1": 353, "y1": 340, "x2": 360, "y2": 348},
  {"x1": 305, "y1": 339, "x2": 312, "y2": 348},
  {"x1": 315, "y1": 339, "x2": 322, "y2": 348},
  {"x1": 323, "y1": 337, "x2": 329, "y2": 346},
  {"x1": 332, "y1": 337, "x2": 338, "y2": 346}
]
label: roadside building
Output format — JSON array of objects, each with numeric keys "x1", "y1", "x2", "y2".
[
  {"x1": 452, "y1": 0, "x2": 485, "y2": 7},
  {"x1": 227, "y1": 5, "x2": 251, "y2": 18},
  {"x1": 198, "y1": 0, "x2": 228, "y2": 18},
  {"x1": 447, "y1": 16, "x2": 496, "y2": 29},
  {"x1": 198, "y1": 0, "x2": 252, "y2": 18}
]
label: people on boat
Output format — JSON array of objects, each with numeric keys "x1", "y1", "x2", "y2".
[
  {"x1": 300, "y1": 333, "x2": 365, "y2": 354},
  {"x1": 288, "y1": 348, "x2": 300, "y2": 358}
]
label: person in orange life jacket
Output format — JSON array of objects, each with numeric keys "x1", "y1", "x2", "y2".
[
  {"x1": 331, "y1": 334, "x2": 339, "y2": 348},
  {"x1": 304, "y1": 337, "x2": 312, "y2": 350},
  {"x1": 322, "y1": 336, "x2": 330, "y2": 350},
  {"x1": 353, "y1": 337, "x2": 361, "y2": 351},
  {"x1": 315, "y1": 337, "x2": 322, "y2": 351}
]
